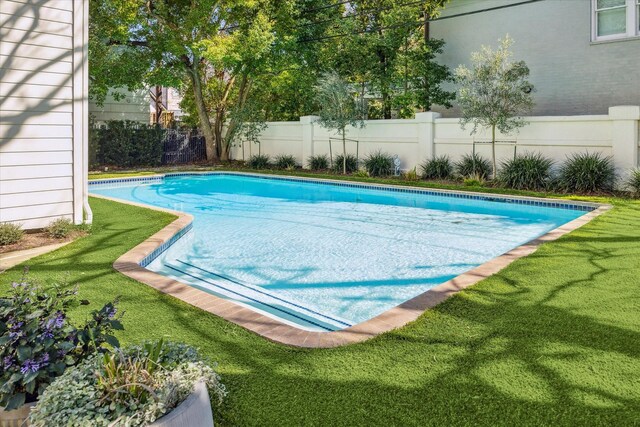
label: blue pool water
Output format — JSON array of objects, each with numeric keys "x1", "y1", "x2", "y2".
[{"x1": 91, "y1": 174, "x2": 586, "y2": 331}]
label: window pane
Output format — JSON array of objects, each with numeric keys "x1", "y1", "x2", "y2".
[
  {"x1": 597, "y1": 0, "x2": 625, "y2": 9},
  {"x1": 597, "y1": 8, "x2": 627, "y2": 36}
]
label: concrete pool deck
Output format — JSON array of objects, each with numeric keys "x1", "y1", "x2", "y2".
[{"x1": 90, "y1": 173, "x2": 611, "y2": 348}]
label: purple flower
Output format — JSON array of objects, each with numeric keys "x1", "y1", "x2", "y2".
[
  {"x1": 39, "y1": 331, "x2": 54, "y2": 341},
  {"x1": 106, "y1": 307, "x2": 117, "y2": 319},
  {"x1": 3, "y1": 356, "x2": 14, "y2": 369},
  {"x1": 39, "y1": 353, "x2": 50, "y2": 366},
  {"x1": 9, "y1": 331, "x2": 22, "y2": 340},
  {"x1": 45, "y1": 312, "x2": 65, "y2": 329},
  {"x1": 20, "y1": 359, "x2": 40, "y2": 374},
  {"x1": 10, "y1": 321, "x2": 24, "y2": 330},
  {"x1": 53, "y1": 312, "x2": 65, "y2": 328}
]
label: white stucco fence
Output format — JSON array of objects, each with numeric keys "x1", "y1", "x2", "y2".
[{"x1": 230, "y1": 106, "x2": 640, "y2": 180}]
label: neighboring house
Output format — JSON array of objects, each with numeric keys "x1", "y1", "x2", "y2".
[
  {"x1": 431, "y1": 0, "x2": 640, "y2": 116},
  {"x1": 89, "y1": 89, "x2": 150, "y2": 125},
  {"x1": 150, "y1": 86, "x2": 186, "y2": 126},
  {"x1": 0, "y1": 0, "x2": 91, "y2": 229}
]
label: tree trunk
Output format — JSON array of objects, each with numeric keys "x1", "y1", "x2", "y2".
[
  {"x1": 189, "y1": 65, "x2": 218, "y2": 162},
  {"x1": 382, "y1": 92, "x2": 391, "y2": 119},
  {"x1": 214, "y1": 109, "x2": 228, "y2": 161},
  {"x1": 342, "y1": 129, "x2": 347, "y2": 174},
  {"x1": 491, "y1": 124, "x2": 497, "y2": 179}
]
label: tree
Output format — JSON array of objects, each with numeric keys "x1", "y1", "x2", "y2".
[
  {"x1": 402, "y1": 38, "x2": 455, "y2": 113},
  {"x1": 90, "y1": 0, "x2": 294, "y2": 162},
  {"x1": 455, "y1": 35, "x2": 534, "y2": 178},
  {"x1": 314, "y1": 71, "x2": 365, "y2": 174},
  {"x1": 327, "y1": 0, "x2": 450, "y2": 119}
]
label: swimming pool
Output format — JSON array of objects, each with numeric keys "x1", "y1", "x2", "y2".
[{"x1": 90, "y1": 173, "x2": 590, "y2": 332}]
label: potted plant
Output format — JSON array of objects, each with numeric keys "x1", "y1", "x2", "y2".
[
  {"x1": 29, "y1": 339, "x2": 226, "y2": 426},
  {"x1": 0, "y1": 270, "x2": 122, "y2": 425}
]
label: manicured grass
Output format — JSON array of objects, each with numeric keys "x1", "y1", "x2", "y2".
[
  {"x1": 89, "y1": 171, "x2": 160, "y2": 180},
  {"x1": 2, "y1": 192, "x2": 640, "y2": 425}
]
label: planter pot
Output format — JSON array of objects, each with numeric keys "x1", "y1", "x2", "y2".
[
  {"x1": 150, "y1": 381, "x2": 214, "y2": 427},
  {"x1": 0, "y1": 403, "x2": 35, "y2": 427}
]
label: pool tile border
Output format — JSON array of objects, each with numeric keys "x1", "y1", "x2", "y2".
[
  {"x1": 90, "y1": 173, "x2": 611, "y2": 348},
  {"x1": 90, "y1": 171, "x2": 600, "y2": 212}
]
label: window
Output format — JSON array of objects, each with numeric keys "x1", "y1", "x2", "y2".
[{"x1": 592, "y1": 0, "x2": 640, "y2": 40}]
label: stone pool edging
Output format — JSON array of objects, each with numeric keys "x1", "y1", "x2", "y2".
[{"x1": 90, "y1": 173, "x2": 612, "y2": 348}]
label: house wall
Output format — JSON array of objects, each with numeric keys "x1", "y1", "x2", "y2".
[
  {"x1": 0, "y1": 0, "x2": 89, "y2": 229},
  {"x1": 229, "y1": 106, "x2": 640, "y2": 183},
  {"x1": 429, "y1": 0, "x2": 640, "y2": 116},
  {"x1": 89, "y1": 89, "x2": 150, "y2": 124}
]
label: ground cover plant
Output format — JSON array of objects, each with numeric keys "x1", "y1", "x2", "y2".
[
  {"x1": 2, "y1": 180, "x2": 639, "y2": 425},
  {"x1": 498, "y1": 152, "x2": 554, "y2": 190},
  {"x1": 420, "y1": 155, "x2": 453, "y2": 180},
  {"x1": 332, "y1": 154, "x2": 359, "y2": 174},
  {"x1": 307, "y1": 155, "x2": 329, "y2": 171},
  {"x1": 274, "y1": 154, "x2": 297, "y2": 170},
  {"x1": 455, "y1": 153, "x2": 492, "y2": 179},
  {"x1": 558, "y1": 152, "x2": 616, "y2": 193},
  {"x1": 363, "y1": 151, "x2": 394, "y2": 177},
  {"x1": 30, "y1": 339, "x2": 225, "y2": 426},
  {"x1": 0, "y1": 223, "x2": 23, "y2": 246},
  {"x1": 0, "y1": 275, "x2": 121, "y2": 409},
  {"x1": 628, "y1": 168, "x2": 640, "y2": 195},
  {"x1": 247, "y1": 154, "x2": 271, "y2": 170}
]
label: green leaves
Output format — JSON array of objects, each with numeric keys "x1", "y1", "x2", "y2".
[
  {"x1": 455, "y1": 35, "x2": 535, "y2": 135},
  {"x1": 0, "y1": 274, "x2": 124, "y2": 410},
  {"x1": 455, "y1": 35, "x2": 535, "y2": 177},
  {"x1": 314, "y1": 71, "x2": 365, "y2": 134}
]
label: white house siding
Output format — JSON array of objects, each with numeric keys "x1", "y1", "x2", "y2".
[
  {"x1": 430, "y1": 0, "x2": 640, "y2": 117},
  {"x1": 0, "y1": 0, "x2": 90, "y2": 229},
  {"x1": 89, "y1": 89, "x2": 150, "y2": 124}
]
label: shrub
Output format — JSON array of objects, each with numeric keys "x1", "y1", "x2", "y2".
[
  {"x1": 403, "y1": 167, "x2": 419, "y2": 181},
  {"x1": 92, "y1": 121, "x2": 164, "y2": 168},
  {"x1": 352, "y1": 169, "x2": 370, "y2": 178},
  {"x1": 627, "y1": 169, "x2": 640, "y2": 196},
  {"x1": 308, "y1": 154, "x2": 329, "y2": 171},
  {"x1": 30, "y1": 340, "x2": 226, "y2": 427},
  {"x1": 274, "y1": 154, "x2": 297, "y2": 170},
  {"x1": 498, "y1": 152, "x2": 554, "y2": 190},
  {"x1": 455, "y1": 153, "x2": 492, "y2": 179},
  {"x1": 420, "y1": 155, "x2": 453, "y2": 180},
  {"x1": 332, "y1": 154, "x2": 358, "y2": 174},
  {"x1": 363, "y1": 151, "x2": 394, "y2": 177},
  {"x1": 0, "y1": 223, "x2": 23, "y2": 246},
  {"x1": 463, "y1": 173, "x2": 486, "y2": 187},
  {"x1": 558, "y1": 152, "x2": 616, "y2": 193},
  {"x1": 0, "y1": 271, "x2": 122, "y2": 410},
  {"x1": 247, "y1": 154, "x2": 271, "y2": 170},
  {"x1": 46, "y1": 218, "x2": 74, "y2": 239}
]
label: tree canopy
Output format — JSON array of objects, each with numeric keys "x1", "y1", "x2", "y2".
[
  {"x1": 455, "y1": 35, "x2": 535, "y2": 177},
  {"x1": 89, "y1": 0, "x2": 454, "y2": 162}
]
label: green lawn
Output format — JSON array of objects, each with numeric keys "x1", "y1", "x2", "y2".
[
  {"x1": 2, "y1": 189, "x2": 639, "y2": 425},
  {"x1": 89, "y1": 171, "x2": 161, "y2": 180}
]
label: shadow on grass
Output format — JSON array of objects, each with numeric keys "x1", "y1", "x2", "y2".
[{"x1": 2, "y1": 197, "x2": 639, "y2": 426}]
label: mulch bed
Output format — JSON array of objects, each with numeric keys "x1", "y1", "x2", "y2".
[{"x1": 0, "y1": 230, "x2": 86, "y2": 255}]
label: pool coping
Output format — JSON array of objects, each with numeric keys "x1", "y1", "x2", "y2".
[{"x1": 90, "y1": 172, "x2": 612, "y2": 348}]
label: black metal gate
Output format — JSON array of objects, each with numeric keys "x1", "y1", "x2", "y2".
[{"x1": 162, "y1": 129, "x2": 207, "y2": 164}]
